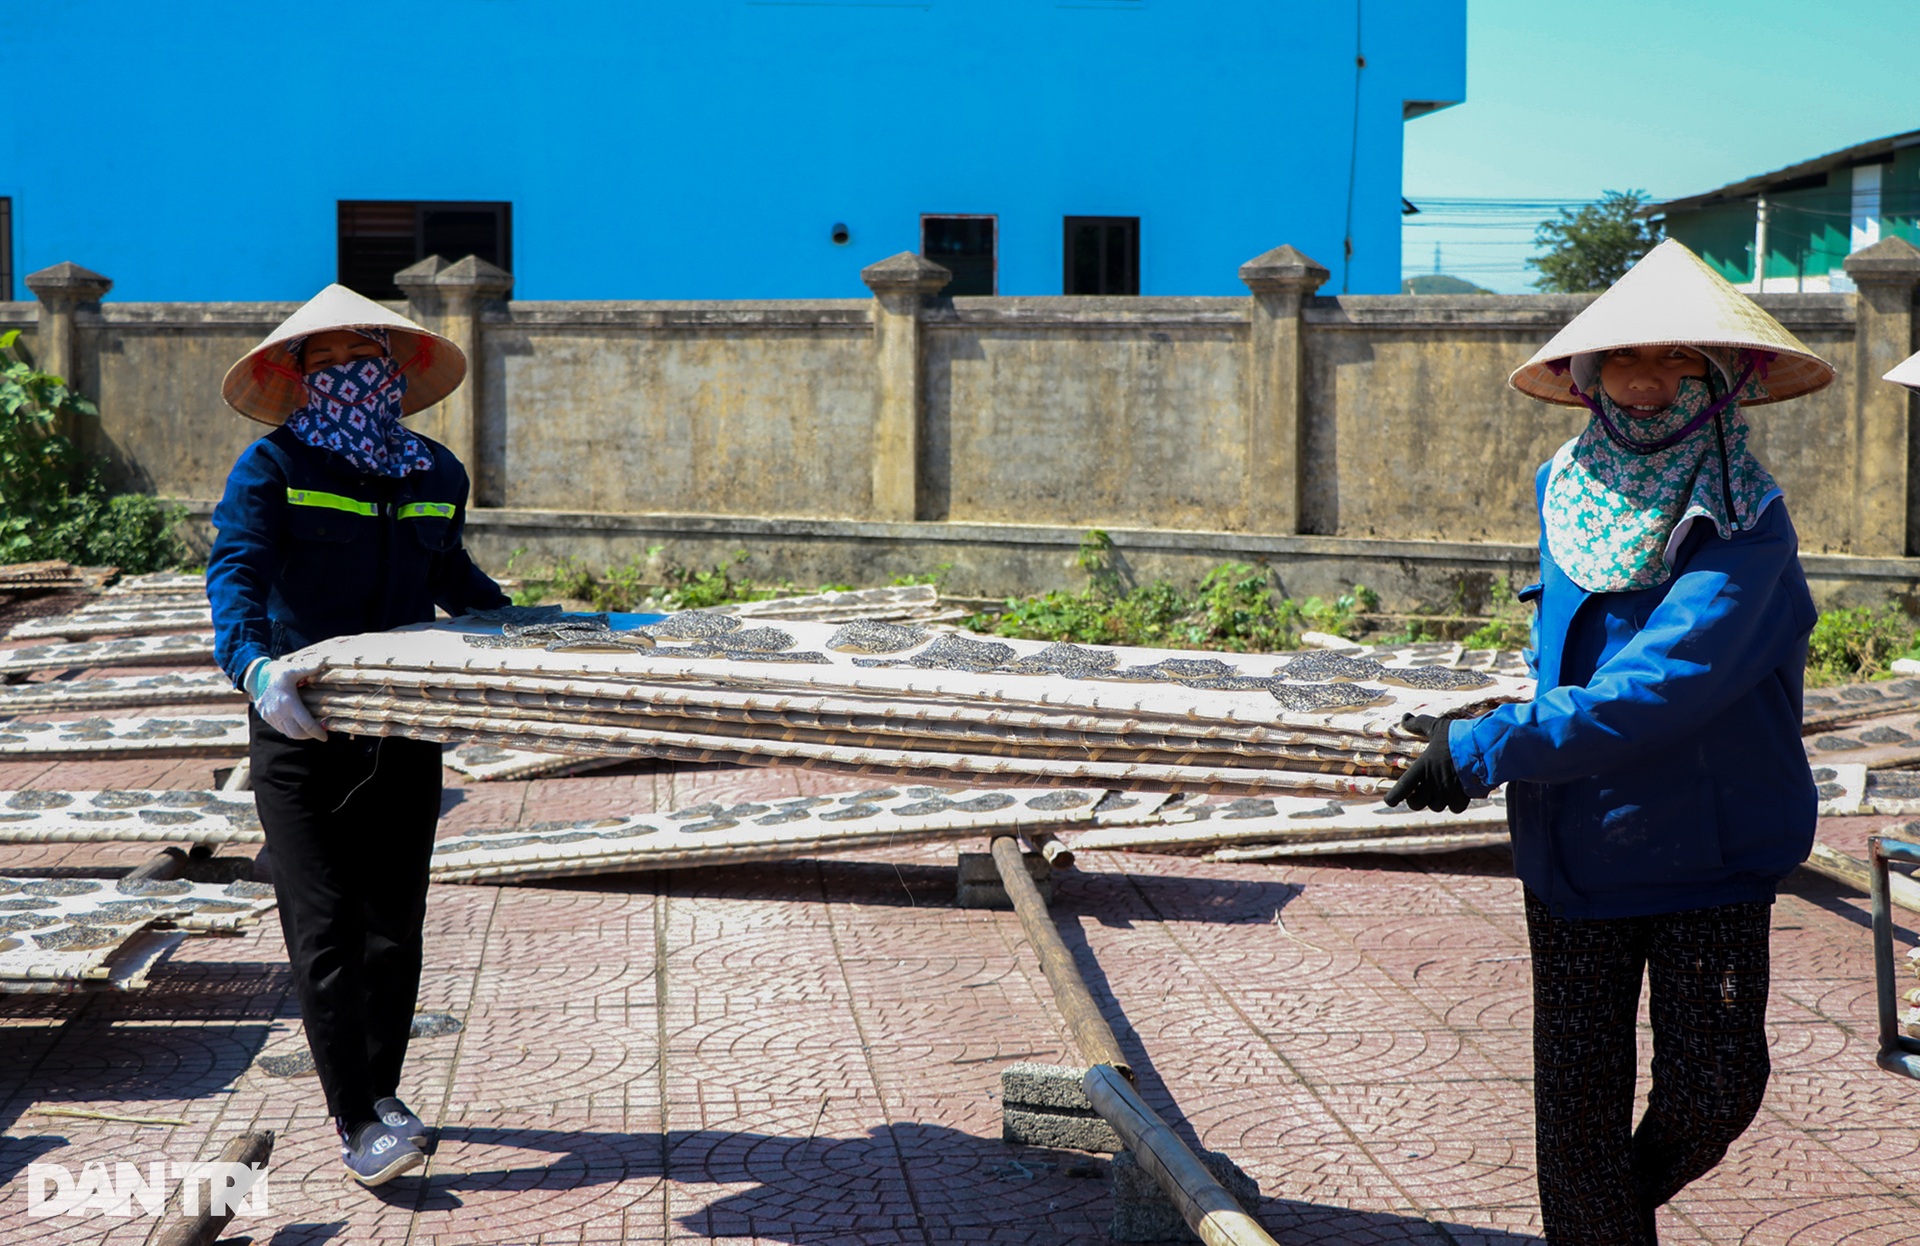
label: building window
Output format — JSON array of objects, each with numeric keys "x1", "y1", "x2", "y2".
[
  {"x1": 1064, "y1": 216, "x2": 1139, "y2": 296},
  {"x1": 922, "y1": 215, "x2": 996, "y2": 296},
  {"x1": 0, "y1": 198, "x2": 11, "y2": 302},
  {"x1": 337, "y1": 201, "x2": 513, "y2": 300}
]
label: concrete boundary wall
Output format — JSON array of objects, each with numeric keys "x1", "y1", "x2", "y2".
[{"x1": 25, "y1": 240, "x2": 1920, "y2": 609}]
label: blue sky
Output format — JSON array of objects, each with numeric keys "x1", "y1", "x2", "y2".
[{"x1": 1402, "y1": 0, "x2": 1920, "y2": 291}]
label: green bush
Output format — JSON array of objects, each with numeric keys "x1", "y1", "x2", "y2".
[
  {"x1": 1807, "y1": 605, "x2": 1918, "y2": 685},
  {"x1": 1461, "y1": 579, "x2": 1534, "y2": 651},
  {"x1": 0, "y1": 330, "x2": 181, "y2": 573}
]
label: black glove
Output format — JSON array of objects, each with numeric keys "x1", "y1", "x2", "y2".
[{"x1": 1385, "y1": 713, "x2": 1473, "y2": 813}]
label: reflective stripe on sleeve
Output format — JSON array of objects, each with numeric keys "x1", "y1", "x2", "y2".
[
  {"x1": 285, "y1": 488, "x2": 376, "y2": 516},
  {"x1": 397, "y1": 502, "x2": 456, "y2": 520}
]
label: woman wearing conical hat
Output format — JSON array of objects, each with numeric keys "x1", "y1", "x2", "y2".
[
  {"x1": 207, "y1": 286, "x2": 509, "y2": 1186},
  {"x1": 1387, "y1": 240, "x2": 1830, "y2": 1243}
]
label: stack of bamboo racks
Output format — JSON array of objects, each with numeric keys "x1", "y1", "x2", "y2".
[{"x1": 294, "y1": 609, "x2": 1531, "y2": 797}]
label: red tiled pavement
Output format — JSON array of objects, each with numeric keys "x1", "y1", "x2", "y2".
[{"x1": 2, "y1": 759, "x2": 1918, "y2": 1244}]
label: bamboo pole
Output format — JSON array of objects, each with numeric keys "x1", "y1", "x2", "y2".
[
  {"x1": 154, "y1": 1129, "x2": 274, "y2": 1246},
  {"x1": 1083, "y1": 1064, "x2": 1277, "y2": 1246},
  {"x1": 988, "y1": 835, "x2": 1129, "y2": 1076}
]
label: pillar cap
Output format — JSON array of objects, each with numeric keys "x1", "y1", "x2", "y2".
[
  {"x1": 1238, "y1": 245, "x2": 1330, "y2": 296},
  {"x1": 861, "y1": 252, "x2": 952, "y2": 297},
  {"x1": 394, "y1": 255, "x2": 452, "y2": 301},
  {"x1": 1844, "y1": 235, "x2": 1920, "y2": 285},
  {"x1": 24, "y1": 262, "x2": 112, "y2": 303},
  {"x1": 436, "y1": 254, "x2": 515, "y2": 298}
]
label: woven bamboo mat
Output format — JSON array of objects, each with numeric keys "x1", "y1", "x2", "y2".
[
  {"x1": 0, "y1": 877, "x2": 275, "y2": 992},
  {"x1": 429, "y1": 786, "x2": 1171, "y2": 884},
  {"x1": 293, "y1": 615, "x2": 1531, "y2": 796},
  {"x1": 440, "y1": 743, "x2": 625, "y2": 783},
  {"x1": 105, "y1": 572, "x2": 207, "y2": 596},
  {"x1": 0, "y1": 632, "x2": 216, "y2": 678},
  {"x1": 0, "y1": 670, "x2": 240, "y2": 715},
  {"x1": 1802, "y1": 677, "x2": 1920, "y2": 732},
  {"x1": 0, "y1": 790, "x2": 261, "y2": 846},
  {"x1": 9, "y1": 606, "x2": 212, "y2": 641},
  {"x1": 1804, "y1": 712, "x2": 1920, "y2": 769},
  {"x1": 1210, "y1": 831, "x2": 1511, "y2": 861},
  {"x1": 0, "y1": 714, "x2": 248, "y2": 760}
]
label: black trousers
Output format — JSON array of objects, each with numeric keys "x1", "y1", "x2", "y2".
[
  {"x1": 1525, "y1": 889, "x2": 1773, "y2": 1246},
  {"x1": 250, "y1": 712, "x2": 442, "y2": 1126}
]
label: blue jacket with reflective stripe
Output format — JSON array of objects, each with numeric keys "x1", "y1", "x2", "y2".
[
  {"x1": 1447, "y1": 459, "x2": 1818, "y2": 920},
  {"x1": 207, "y1": 427, "x2": 509, "y2": 686}
]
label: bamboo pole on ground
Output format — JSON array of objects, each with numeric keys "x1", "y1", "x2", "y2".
[
  {"x1": 154, "y1": 1129, "x2": 274, "y2": 1246},
  {"x1": 1084, "y1": 1064, "x2": 1277, "y2": 1246},
  {"x1": 989, "y1": 835, "x2": 1128, "y2": 1076},
  {"x1": 987, "y1": 836, "x2": 1277, "y2": 1246}
]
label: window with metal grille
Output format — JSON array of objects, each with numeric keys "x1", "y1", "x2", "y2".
[
  {"x1": 921, "y1": 215, "x2": 996, "y2": 296},
  {"x1": 0, "y1": 199, "x2": 12, "y2": 302},
  {"x1": 1063, "y1": 216, "x2": 1139, "y2": 296},
  {"x1": 337, "y1": 201, "x2": 512, "y2": 299}
]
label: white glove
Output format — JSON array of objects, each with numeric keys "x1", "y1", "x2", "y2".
[{"x1": 244, "y1": 657, "x2": 328, "y2": 741}]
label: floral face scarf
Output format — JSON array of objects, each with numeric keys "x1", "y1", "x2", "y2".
[
  {"x1": 282, "y1": 328, "x2": 433, "y2": 479},
  {"x1": 1542, "y1": 352, "x2": 1779, "y2": 593}
]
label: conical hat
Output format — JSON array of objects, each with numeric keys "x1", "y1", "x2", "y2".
[
  {"x1": 1509, "y1": 238, "x2": 1833, "y2": 406},
  {"x1": 221, "y1": 284, "x2": 465, "y2": 425},
  {"x1": 1885, "y1": 348, "x2": 1920, "y2": 393}
]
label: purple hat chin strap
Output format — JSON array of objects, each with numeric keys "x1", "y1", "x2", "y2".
[{"x1": 1570, "y1": 356, "x2": 1756, "y2": 455}]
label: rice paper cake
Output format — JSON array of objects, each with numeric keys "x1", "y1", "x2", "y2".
[
  {"x1": 1811, "y1": 764, "x2": 1869, "y2": 816},
  {"x1": 0, "y1": 715, "x2": 248, "y2": 760},
  {"x1": 0, "y1": 876, "x2": 276, "y2": 990},
  {"x1": 0, "y1": 790, "x2": 262, "y2": 846},
  {"x1": 0, "y1": 671, "x2": 241, "y2": 715},
  {"x1": 0, "y1": 632, "x2": 216, "y2": 678},
  {"x1": 429, "y1": 785, "x2": 1171, "y2": 883}
]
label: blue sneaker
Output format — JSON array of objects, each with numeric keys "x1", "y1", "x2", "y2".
[
  {"x1": 374, "y1": 1096, "x2": 432, "y2": 1152},
  {"x1": 337, "y1": 1118, "x2": 424, "y2": 1186}
]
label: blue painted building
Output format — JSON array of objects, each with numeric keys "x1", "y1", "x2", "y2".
[{"x1": 1, "y1": 1, "x2": 1464, "y2": 301}]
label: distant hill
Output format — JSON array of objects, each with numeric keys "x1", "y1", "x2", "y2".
[{"x1": 1400, "y1": 274, "x2": 1488, "y2": 294}]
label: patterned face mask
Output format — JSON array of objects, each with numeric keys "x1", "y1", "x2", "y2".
[
  {"x1": 282, "y1": 331, "x2": 433, "y2": 479},
  {"x1": 1542, "y1": 357, "x2": 1780, "y2": 594}
]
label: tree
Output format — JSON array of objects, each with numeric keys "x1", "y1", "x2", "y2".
[{"x1": 1530, "y1": 190, "x2": 1665, "y2": 293}]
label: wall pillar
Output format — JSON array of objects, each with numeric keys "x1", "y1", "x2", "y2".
[
  {"x1": 1842, "y1": 237, "x2": 1920, "y2": 556},
  {"x1": 395, "y1": 254, "x2": 511, "y2": 506},
  {"x1": 860, "y1": 252, "x2": 951, "y2": 521},
  {"x1": 23, "y1": 262, "x2": 111, "y2": 439},
  {"x1": 1239, "y1": 246, "x2": 1329, "y2": 535}
]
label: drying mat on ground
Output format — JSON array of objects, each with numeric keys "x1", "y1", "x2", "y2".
[
  {"x1": 1804, "y1": 712, "x2": 1920, "y2": 769},
  {"x1": 106, "y1": 572, "x2": 206, "y2": 596},
  {"x1": 1802, "y1": 678, "x2": 1920, "y2": 733},
  {"x1": 77, "y1": 591, "x2": 207, "y2": 614},
  {"x1": 1292, "y1": 638, "x2": 1532, "y2": 679},
  {"x1": 0, "y1": 877, "x2": 275, "y2": 992},
  {"x1": 1211, "y1": 831, "x2": 1512, "y2": 860},
  {"x1": 1064, "y1": 790, "x2": 1511, "y2": 852},
  {"x1": 0, "y1": 715, "x2": 247, "y2": 760},
  {"x1": 9, "y1": 606, "x2": 212, "y2": 641},
  {"x1": 0, "y1": 790, "x2": 261, "y2": 845},
  {"x1": 429, "y1": 786, "x2": 1172, "y2": 883},
  {"x1": 0, "y1": 671, "x2": 241, "y2": 715},
  {"x1": 0, "y1": 561, "x2": 114, "y2": 593},
  {"x1": 441, "y1": 742, "x2": 626, "y2": 783},
  {"x1": 0, "y1": 632, "x2": 216, "y2": 679},
  {"x1": 294, "y1": 614, "x2": 1530, "y2": 797}
]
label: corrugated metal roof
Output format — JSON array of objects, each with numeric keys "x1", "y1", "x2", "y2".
[{"x1": 1653, "y1": 128, "x2": 1920, "y2": 215}]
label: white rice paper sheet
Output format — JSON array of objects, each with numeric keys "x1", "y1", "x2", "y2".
[{"x1": 0, "y1": 790, "x2": 262, "y2": 846}]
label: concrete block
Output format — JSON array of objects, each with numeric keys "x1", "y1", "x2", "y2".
[
  {"x1": 956, "y1": 849, "x2": 1050, "y2": 909},
  {"x1": 1000, "y1": 1062, "x2": 1121, "y2": 1152},
  {"x1": 1109, "y1": 1147, "x2": 1260, "y2": 1242}
]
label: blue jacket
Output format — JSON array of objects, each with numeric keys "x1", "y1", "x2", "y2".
[
  {"x1": 207, "y1": 427, "x2": 509, "y2": 687},
  {"x1": 1449, "y1": 460, "x2": 1817, "y2": 920}
]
